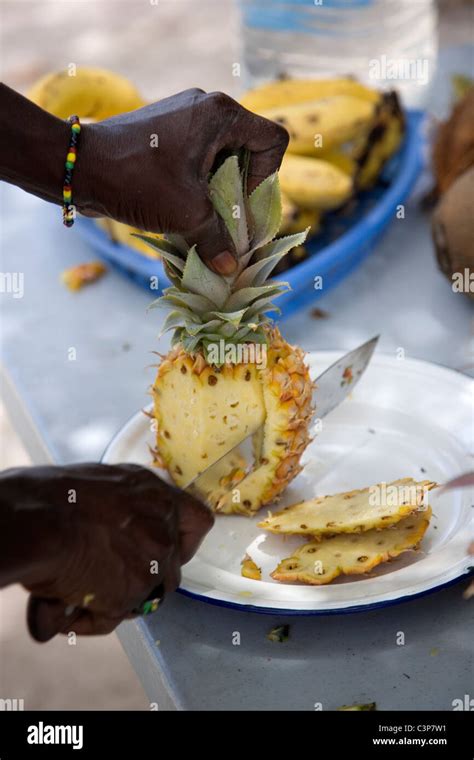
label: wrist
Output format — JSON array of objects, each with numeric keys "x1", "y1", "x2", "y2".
[
  {"x1": 0, "y1": 468, "x2": 66, "y2": 588},
  {"x1": 73, "y1": 121, "x2": 111, "y2": 217}
]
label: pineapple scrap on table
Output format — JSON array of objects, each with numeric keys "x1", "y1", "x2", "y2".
[{"x1": 61, "y1": 261, "x2": 107, "y2": 291}]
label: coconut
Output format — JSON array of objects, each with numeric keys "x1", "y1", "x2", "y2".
[
  {"x1": 432, "y1": 167, "x2": 474, "y2": 299},
  {"x1": 432, "y1": 87, "x2": 474, "y2": 198}
]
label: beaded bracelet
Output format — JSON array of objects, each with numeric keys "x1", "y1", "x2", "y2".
[{"x1": 62, "y1": 115, "x2": 81, "y2": 227}]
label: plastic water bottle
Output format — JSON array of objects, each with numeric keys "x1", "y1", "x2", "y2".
[{"x1": 239, "y1": 0, "x2": 438, "y2": 109}]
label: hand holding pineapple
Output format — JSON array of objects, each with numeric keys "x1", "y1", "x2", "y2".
[
  {"x1": 23, "y1": 67, "x2": 405, "y2": 274},
  {"x1": 20, "y1": 73, "x2": 289, "y2": 274}
]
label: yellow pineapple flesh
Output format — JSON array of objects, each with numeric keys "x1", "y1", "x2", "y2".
[{"x1": 241, "y1": 554, "x2": 262, "y2": 580}]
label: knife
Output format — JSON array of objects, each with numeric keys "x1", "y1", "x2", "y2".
[
  {"x1": 185, "y1": 335, "x2": 379, "y2": 497},
  {"x1": 312, "y1": 334, "x2": 380, "y2": 420}
]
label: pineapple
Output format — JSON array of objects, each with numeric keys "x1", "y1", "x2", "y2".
[{"x1": 136, "y1": 155, "x2": 313, "y2": 515}]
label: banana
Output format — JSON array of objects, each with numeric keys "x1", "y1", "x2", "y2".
[
  {"x1": 314, "y1": 149, "x2": 357, "y2": 178},
  {"x1": 280, "y1": 191, "x2": 299, "y2": 229},
  {"x1": 262, "y1": 95, "x2": 377, "y2": 156},
  {"x1": 281, "y1": 192, "x2": 321, "y2": 235},
  {"x1": 279, "y1": 154, "x2": 353, "y2": 210},
  {"x1": 277, "y1": 192, "x2": 321, "y2": 275},
  {"x1": 352, "y1": 92, "x2": 405, "y2": 189},
  {"x1": 357, "y1": 118, "x2": 404, "y2": 189},
  {"x1": 27, "y1": 67, "x2": 146, "y2": 120},
  {"x1": 240, "y1": 77, "x2": 381, "y2": 113}
]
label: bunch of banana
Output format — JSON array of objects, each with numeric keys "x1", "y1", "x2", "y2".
[
  {"x1": 241, "y1": 77, "x2": 405, "y2": 212},
  {"x1": 27, "y1": 67, "x2": 153, "y2": 254},
  {"x1": 240, "y1": 77, "x2": 381, "y2": 112}
]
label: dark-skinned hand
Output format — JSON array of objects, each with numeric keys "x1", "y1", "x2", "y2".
[
  {"x1": 73, "y1": 89, "x2": 289, "y2": 274},
  {"x1": 0, "y1": 464, "x2": 213, "y2": 641}
]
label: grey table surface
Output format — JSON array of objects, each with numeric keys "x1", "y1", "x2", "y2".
[{"x1": 1, "y1": 47, "x2": 473, "y2": 710}]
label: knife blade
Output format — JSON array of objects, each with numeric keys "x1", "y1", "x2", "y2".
[
  {"x1": 184, "y1": 335, "x2": 379, "y2": 498},
  {"x1": 313, "y1": 334, "x2": 379, "y2": 420}
]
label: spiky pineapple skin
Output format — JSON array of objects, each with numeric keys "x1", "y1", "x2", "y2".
[
  {"x1": 152, "y1": 326, "x2": 313, "y2": 515},
  {"x1": 259, "y1": 478, "x2": 437, "y2": 536},
  {"x1": 271, "y1": 508, "x2": 432, "y2": 585}
]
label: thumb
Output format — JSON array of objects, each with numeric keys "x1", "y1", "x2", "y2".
[
  {"x1": 185, "y1": 200, "x2": 237, "y2": 275},
  {"x1": 177, "y1": 496, "x2": 214, "y2": 565},
  {"x1": 27, "y1": 596, "x2": 80, "y2": 642}
]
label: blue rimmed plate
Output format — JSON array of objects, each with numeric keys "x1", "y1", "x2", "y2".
[{"x1": 102, "y1": 352, "x2": 473, "y2": 615}]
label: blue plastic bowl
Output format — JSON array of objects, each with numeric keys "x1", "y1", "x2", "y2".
[{"x1": 76, "y1": 110, "x2": 424, "y2": 318}]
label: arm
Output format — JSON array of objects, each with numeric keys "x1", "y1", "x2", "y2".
[{"x1": 0, "y1": 83, "x2": 70, "y2": 205}]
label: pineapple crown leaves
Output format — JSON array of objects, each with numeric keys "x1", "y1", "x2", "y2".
[{"x1": 134, "y1": 155, "x2": 308, "y2": 360}]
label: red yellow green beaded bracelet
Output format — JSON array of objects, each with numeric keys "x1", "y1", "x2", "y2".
[{"x1": 62, "y1": 115, "x2": 81, "y2": 227}]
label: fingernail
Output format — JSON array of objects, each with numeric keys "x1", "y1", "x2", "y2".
[{"x1": 211, "y1": 251, "x2": 237, "y2": 275}]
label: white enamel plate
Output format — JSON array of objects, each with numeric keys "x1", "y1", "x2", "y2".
[{"x1": 103, "y1": 353, "x2": 473, "y2": 614}]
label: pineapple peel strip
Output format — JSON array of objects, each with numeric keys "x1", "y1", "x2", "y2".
[
  {"x1": 258, "y1": 479, "x2": 438, "y2": 536},
  {"x1": 271, "y1": 509, "x2": 432, "y2": 585}
]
